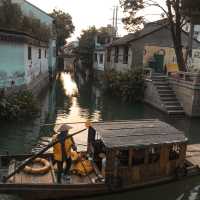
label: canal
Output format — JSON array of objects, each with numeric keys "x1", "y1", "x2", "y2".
[{"x1": 1, "y1": 71, "x2": 200, "y2": 200}]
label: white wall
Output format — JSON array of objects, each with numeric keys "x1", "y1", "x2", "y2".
[
  {"x1": 93, "y1": 51, "x2": 105, "y2": 71},
  {"x1": 106, "y1": 47, "x2": 132, "y2": 72},
  {"x1": 194, "y1": 25, "x2": 200, "y2": 41},
  {"x1": 24, "y1": 44, "x2": 48, "y2": 84}
]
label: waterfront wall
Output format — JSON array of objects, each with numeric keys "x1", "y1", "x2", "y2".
[{"x1": 169, "y1": 78, "x2": 200, "y2": 117}]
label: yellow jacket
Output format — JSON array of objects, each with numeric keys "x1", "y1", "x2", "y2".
[{"x1": 52, "y1": 134, "x2": 73, "y2": 161}]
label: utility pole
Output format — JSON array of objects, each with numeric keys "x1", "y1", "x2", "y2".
[{"x1": 115, "y1": 6, "x2": 118, "y2": 36}]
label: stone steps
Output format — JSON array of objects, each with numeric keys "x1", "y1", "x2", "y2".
[
  {"x1": 156, "y1": 86, "x2": 172, "y2": 90},
  {"x1": 160, "y1": 94, "x2": 176, "y2": 98},
  {"x1": 158, "y1": 90, "x2": 174, "y2": 94},
  {"x1": 165, "y1": 105, "x2": 183, "y2": 111},
  {"x1": 154, "y1": 82, "x2": 169, "y2": 86},
  {"x1": 151, "y1": 74, "x2": 185, "y2": 116},
  {"x1": 160, "y1": 97, "x2": 178, "y2": 102},
  {"x1": 168, "y1": 110, "x2": 185, "y2": 115},
  {"x1": 164, "y1": 101, "x2": 181, "y2": 106}
]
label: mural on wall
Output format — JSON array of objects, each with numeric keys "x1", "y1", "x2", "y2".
[
  {"x1": 143, "y1": 45, "x2": 200, "y2": 73},
  {"x1": 0, "y1": 70, "x2": 25, "y2": 88}
]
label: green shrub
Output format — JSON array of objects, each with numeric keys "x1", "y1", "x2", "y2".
[
  {"x1": 104, "y1": 68, "x2": 145, "y2": 102},
  {"x1": 0, "y1": 90, "x2": 40, "y2": 121}
]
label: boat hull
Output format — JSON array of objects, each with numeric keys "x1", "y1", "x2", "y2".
[{"x1": 0, "y1": 183, "x2": 109, "y2": 200}]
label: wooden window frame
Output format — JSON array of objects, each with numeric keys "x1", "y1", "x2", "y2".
[
  {"x1": 118, "y1": 149, "x2": 129, "y2": 167},
  {"x1": 114, "y1": 47, "x2": 119, "y2": 63},
  {"x1": 132, "y1": 148, "x2": 145, "y2": 166},
  {"x1": 148, "y1": 146, "x2": 160, "y2": 164},
  {"x1": 99, "y1": 53, "x2": 104, "y2": 64},
  {"x1": 123, "y1": 46, "x2": 129, "y2": 64},
  {"x1": 169, "y1": 144, "x2": 181, "y2": 161},
  {"x1": 38, "y1": 48, "x2": 41, "y2": 59},
  {"x1": 107, "y1": 49, "x2": 111, "y2": 62}
]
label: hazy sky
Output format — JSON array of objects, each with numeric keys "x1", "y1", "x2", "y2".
[{"x1": 28, "y1": 0, "x2": 165, "y2": 42}]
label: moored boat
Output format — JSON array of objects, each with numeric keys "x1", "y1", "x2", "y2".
[{"x1": 0, "y1": 119, "x2": 198, "y2": 200}]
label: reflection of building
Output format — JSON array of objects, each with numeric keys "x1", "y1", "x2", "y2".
[
  {"x1": 0, "y1": 0, "x2": 56, "y2": 95},
  {"x1": 105, "y1": 20, "x2": 200, "y2": 73}
]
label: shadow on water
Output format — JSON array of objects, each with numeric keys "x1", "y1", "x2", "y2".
[{"x1": 1, "y1": 71, "x2": 200, "y2": 200}]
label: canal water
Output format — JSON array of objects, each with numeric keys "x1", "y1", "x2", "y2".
[{"x1": 1, "y1": 72, "x2": 200, "y2": 200}]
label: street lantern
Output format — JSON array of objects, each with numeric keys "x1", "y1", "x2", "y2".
[{"x1": 182, "y1": 0, "x2": 200, "y2": 24}]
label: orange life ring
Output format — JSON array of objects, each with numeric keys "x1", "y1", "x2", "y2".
[{"x1": 23, "y1": 158, "x2": 51, "y2": 175}]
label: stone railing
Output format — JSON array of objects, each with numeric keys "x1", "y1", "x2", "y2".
[{"x1": 168, "y1": 71, "x2": 200, "y2": 85}]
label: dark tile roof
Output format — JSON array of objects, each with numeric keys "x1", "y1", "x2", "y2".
[
  {"x1": 93, "y1": 119, "x2": 187, "y2": 148},
  {"x1": 111, "y1": 20, "x2": 200, "y2": 47},
  {"x1": 111, "y1": 22, "x2": 169, "y2": 46}
]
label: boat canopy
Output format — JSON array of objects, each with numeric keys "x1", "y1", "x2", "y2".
[{"x1": 93, "y1": 119, "x2": 187, "y2": 148}]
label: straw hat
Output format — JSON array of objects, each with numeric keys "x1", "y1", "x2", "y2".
[{"x1": 57, "y1": 124, "x2": 72, "y2": 132}]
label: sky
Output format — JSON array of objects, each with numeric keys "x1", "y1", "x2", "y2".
[{"x1": 28, "y1": 0, "x2": 165, "y2": 42}]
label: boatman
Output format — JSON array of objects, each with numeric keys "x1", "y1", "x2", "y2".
[{"x1": 53, "y1": 124, "x2": 77, "y2": 183}]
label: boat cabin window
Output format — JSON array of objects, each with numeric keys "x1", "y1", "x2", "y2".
[
  {"x1": 119, "y1": 150, "x2": 129, "y2": 167},
  {"x1": 132, "y1": 149, "x2": 145, "y2": 166},
  {"x1": 169, "y1": 144, "x2": 180, "y2": 160},
  {"x1": 148, "y1": 147, "x2": 160, "y2": 164}
]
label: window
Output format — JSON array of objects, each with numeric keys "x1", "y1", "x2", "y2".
[
  {"x1": 100, "y1": 54, "x2": 104, "y2": 64},
  {"x1": 38, "y1": 48, "x2": 41, "y2": 59},
  {"x1": 119, "y1": 150, "x2": 129, "y2": 167},
  {"x1": 132, "y1": 149, "x2": 145, "y2": 166},
  {"x1": 53, "y1": 47, "x2": 56, "y2": 57},
  {"x1": 107, "y1": 49, "x2": 111, "y2": 62},
  {"x1": 94, "y1": 53, "x2": 98, "y2": 62},
  {"x1": 45, "y1": 49, "x2": 47, "y2": 58},
  {"x1": 114, "y1": 47, "x2": 119, "y2": 63},
  {"x1": 123, "y1": 46, "x2": 129, "y2": 64},
  {"x1": 28, "y1": 46, "x2": 32, "y2": 60},
  {"x1": 148, "y1": 147, "x2": 160, "y2": 164},
  {"x1": 169, "y1": 144, "x2": 181, "y2": 160}
]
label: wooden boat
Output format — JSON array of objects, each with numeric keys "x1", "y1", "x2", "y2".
[{"x1": 0, "y1": 119, "x2": 198, "y2": 200}]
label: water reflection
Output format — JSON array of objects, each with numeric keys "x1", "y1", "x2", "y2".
[
  {"x1": 2, "y1": 71, "x2": 200, "y2": 200},
  {"x1": 61, "y1": 72, "x2": 78, "y2": 97}
]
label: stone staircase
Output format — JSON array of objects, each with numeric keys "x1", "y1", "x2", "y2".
[{"x1": 151, "y1": 74, "x2": 185, "y2": 116}]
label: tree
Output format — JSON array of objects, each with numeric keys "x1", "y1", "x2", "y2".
[
  {"x1": 0, "y1": 0, "x2": 23, "y2": 30},
  {"x1": 50, "y1": 9, "x2": 75, "y2": 48},
  {"x1": 120, "y1": 0, "x2": 187, "y2": 71},
  {"x1": 0, "y1": 0, "x2": 51, "y2": 42},
  {"x1": 78, "y1": 26, "x2": 97, "y2": 67}
]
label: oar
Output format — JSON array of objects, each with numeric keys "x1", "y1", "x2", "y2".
[{"x1": 2, "y1": 128, "x2": 87, "y2": 183}]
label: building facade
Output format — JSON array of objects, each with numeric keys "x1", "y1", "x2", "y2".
[
  {"x1": 0, "y1": 29, "x2": 49, "y2": 93},
  {"x1": 93, "y1": 25, "x2": 116, "y2": 71},
  {"x1": 105, "y1": 21, "x2": 200, "y2": 73},
  {"x1": 0, "y1": 0, "x2": 56, "y2": 94}
]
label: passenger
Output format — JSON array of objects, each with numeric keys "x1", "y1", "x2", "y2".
[
  {"x1": 99, "y1": 153, "x2": 106, "y2": 177},
  {"x1": 53, "y1": 124, "x2": 77, "y2": 183}
]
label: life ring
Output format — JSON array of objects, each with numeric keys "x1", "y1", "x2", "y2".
[{"x1": 23, "y1": 158, "x2": 51, "y2": 175}]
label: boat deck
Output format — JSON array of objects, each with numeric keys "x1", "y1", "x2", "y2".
[{"x1": 7, "y1": 159, "x2": 99, "y2": 185}]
